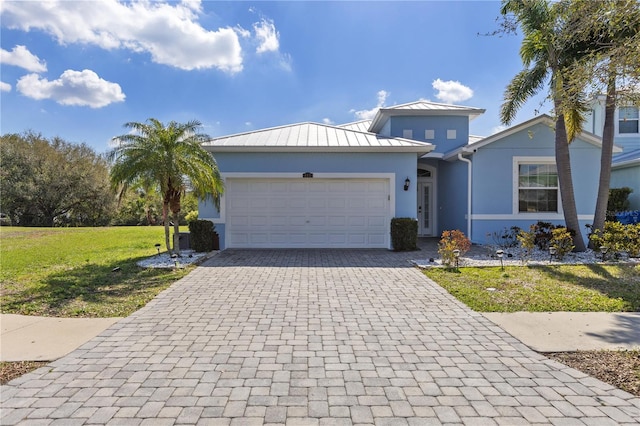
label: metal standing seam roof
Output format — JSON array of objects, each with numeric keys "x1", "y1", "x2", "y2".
[
  {"x1": 203, "y1": 122, "x2": 434, "y2": 154},
  {"x1": 368, "y1": 100, "x2": 486, "y2": 133},
  {"x1": 338, "y1": 120, "x2": 373, "y2": 133},
  {"x1": 612, "y1": 148, "x2": 640, "y2": 168}
]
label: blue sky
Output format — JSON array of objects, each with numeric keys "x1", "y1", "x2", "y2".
[{"x1": 1, "y1": 0, "x2": 550, "y2": 153}]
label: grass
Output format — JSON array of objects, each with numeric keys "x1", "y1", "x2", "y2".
[
  {"x1": 0, "y1": 227, "x2": 193, "y2": 318},
  {"x1": 423, "y1": 264, "x2": 640, "y2": 312}
]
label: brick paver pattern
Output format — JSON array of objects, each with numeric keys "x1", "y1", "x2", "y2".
[{"x1": 2, "y1": 249, "x2": 639, "y2": 425}]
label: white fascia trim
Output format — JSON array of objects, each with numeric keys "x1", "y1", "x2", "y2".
[
  {"x1": 216, "y1": 171, "x2": 397, "y2": 235},
  {"x1": 471, "y1": 214, "x2": 594, "y2": 221}
]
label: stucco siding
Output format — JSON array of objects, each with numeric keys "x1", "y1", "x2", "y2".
[
  {"x1": 611, "y1": 165, "x2": 640, "y2": 210},
  {"x1": 468, "y1": 121, "x2": 603, "y2": 244},
  {"x1": 389, "y1": 116, "x2": 469, "y2": 153},
  {"x1": 198, "y1": 151, "x2": 418, "y2": 249},
  {"x1": 438, "y1": 160, "x2": 468, "y2": 235}
]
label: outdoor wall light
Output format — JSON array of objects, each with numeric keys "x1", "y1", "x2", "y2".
[
  {"x1": 404, "y1": 177, "x2": 410, "y2": 191},
  {"x1": 549, "y1": 246, "x2": 557, "y2": 261}
]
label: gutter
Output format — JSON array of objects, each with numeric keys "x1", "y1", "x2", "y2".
[{"x1": 457, "y1": 153, "x2": 472, "y2": 239}]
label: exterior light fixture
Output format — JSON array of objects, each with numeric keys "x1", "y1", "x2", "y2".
[
  {"x1": 496, "y1": 249, "x2": 504, "y2": 271},
  {"x1": 599, "y1": 245, "x2": 608, "y2": 261},
  {"x1": 155, "y1": 243, "x2": 161, "y2": 254},
  {"x1": 549, "y1": 246, "x2": 557, "y2": 262},
  {"x1": 171, "y1": 253, "x2": 179, "y2": 269},
  {"x1": 404, "y1": 177, "x2": 410, "y2": 191}
]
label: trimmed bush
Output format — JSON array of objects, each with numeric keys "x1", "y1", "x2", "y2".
[
  {"x1": 188, "y1": 219, "x2": 217, "y2": 252},
  {"x1": 438, "y1": 230, "x2": 471, "y2": 267},
  {"x1": 608, "y1": 187, "x2": 633, "y2": 221},
  {"x1": 390, "y1": 218, "x2": 418, "y2": 251}
]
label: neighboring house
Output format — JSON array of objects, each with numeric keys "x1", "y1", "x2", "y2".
[
  {"x1": 584, "y1": 95, "x2": 640, "y2": 210},
  {"x1": 200, "y1": 100, "x2": 616, "y2": 249}
]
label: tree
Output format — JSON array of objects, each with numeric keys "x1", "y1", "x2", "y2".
[
  {"x1": 558, "y1": 0, "x2": 640, "y2": 245},
  {"x1": 0, "y1": 132, "x2": 114, "y2": 226},
  {"x1": 500, "y1": 0, "x2": 588, "y2": 251},
  {"x1": 108, "y1": 119, "x2": 224, "y2": 255}
]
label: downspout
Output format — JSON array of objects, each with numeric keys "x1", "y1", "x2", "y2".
[{"x1": 457, "y1": 153, "x2": 472, "y2": 240}]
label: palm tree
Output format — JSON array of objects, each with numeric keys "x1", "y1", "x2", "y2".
[
  {"x1": 559, "y1": 0, "x2": 640, "y2": 246},
  {"x1": 500, "y1": 0, "x2": 587, "y2": 251},
  {"x1": 108, "y1": 119, "x2": 223, "y2": 255}
]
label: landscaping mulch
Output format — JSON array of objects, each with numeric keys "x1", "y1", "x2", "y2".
[
  {"x1": 546, "y1": 350, "x2": 640, "y2": 397},
  {"x1": 1, "y1": 361, "x2": 49, "y2": 385}
]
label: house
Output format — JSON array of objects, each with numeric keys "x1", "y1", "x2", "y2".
[{"x1": 200, "y1": 100, "x2": 616, "y2": 249}]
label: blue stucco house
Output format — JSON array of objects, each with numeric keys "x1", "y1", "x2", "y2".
[
  {"x1": 200, "y1": 100, "x2": 617, "y2": 249},
  {"x1": 585, "y1": 96, "x2": 640, "y2": 210}
]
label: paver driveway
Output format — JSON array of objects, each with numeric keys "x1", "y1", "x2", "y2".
[{"x1": 2, "y1": 249, "x2": 639, "y2": 425}]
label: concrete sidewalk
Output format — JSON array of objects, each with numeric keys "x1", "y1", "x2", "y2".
[
  {"x1": 2, "y1": 311, "x2": 639, "y2": 363},
  {"x1": 483, "y1": 311, "x2": 640, "y2": 352},
  {"x1": 0, "y1": 314, "x2": 121, "y2": 362}
]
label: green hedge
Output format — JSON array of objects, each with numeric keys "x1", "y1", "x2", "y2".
[
  {"x1": 390, "y1": 217, "x2": 418, "y2": 251},
  {"x1": 188, "y1": 220, "x2": 218, "y2": 252}
]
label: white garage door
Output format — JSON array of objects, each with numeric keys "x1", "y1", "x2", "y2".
[{"x1": 226, "y1": 178, "x2": 390, "y2": 248}]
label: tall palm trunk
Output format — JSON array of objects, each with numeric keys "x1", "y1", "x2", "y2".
[
  {"x1": 590, "y1": 74, "x2": 616, "y2": 248},
  {"x1": 169, "y1": 191, "x2": 182, "y2": 256},
  {"x1": 554, "y1": 107, "x2": 587, "y2": 252}
]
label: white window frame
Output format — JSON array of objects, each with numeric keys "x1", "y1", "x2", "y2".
[
  {"x1": 617, "y1": 106, "x2": 639, "y2": 136},
  {"x1": 513, "y1": 156, "x2": 563, "y2": 217}
]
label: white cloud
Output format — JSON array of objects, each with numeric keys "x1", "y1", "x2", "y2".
[
  {"x1": 16, "y1": 69, "x2": 125, "y2": 108},
  {"x1": 0, "y1": 45, "x2": 47, "y2": 72},
  {"x1": 254, "y1": 18, "x2": 279, "y2": 54},
  {"x1": 351, "y1": 90, "x2": 389, "y2": 120},
  {"x1": 0, "y1": 81, "x2": 11, "y2": 92},
  {"x1": 1, "y1": 0, "x2": 243, "y2": 73},
  {"x1": 432, "y1": 79, "x2": 473, "y2": 104},
  {"x1": 322, "y1": 118, "x2": 334, "y2": 125}
]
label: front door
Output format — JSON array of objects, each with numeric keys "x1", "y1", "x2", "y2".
[{"x1": 417, "y1": 182, "x2": 433, "y2": 236}]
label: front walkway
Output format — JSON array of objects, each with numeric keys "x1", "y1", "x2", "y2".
[{"x1": 2, "y1": 249, "x2": 639, "y2": 425}]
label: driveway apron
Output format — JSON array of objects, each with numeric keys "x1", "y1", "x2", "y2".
[{"x1": 2, "y1": 249, "x2": 639, "y2": 425}]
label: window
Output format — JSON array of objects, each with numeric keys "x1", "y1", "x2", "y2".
[
  {"x1": 447, "y1": 129, "x2": 456, "y2": 139},
  {"x1": 517, "y1": 162, "x2": 558, "y2": 213},
  {"x1": 417, "y1": 168, "x2": 432, "y2": 178},
  {"x1": 402, "y1": 129, "x2": 413, "y2": 139},
  {"x1": 424, "y1": 129, "x2": 435, "y2": 140},
  {"x1": 619, "y1": 107, "x2": 639, "y2": 134}
]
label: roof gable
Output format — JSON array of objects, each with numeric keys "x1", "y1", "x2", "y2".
[{"x1": 203, "y1": 121, "x2": 434, "y2": 154}]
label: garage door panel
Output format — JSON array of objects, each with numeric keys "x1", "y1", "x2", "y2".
[{"x1": 226, "y1": 178, "x2": 389, "y2": 248}]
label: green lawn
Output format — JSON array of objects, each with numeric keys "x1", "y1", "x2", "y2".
[
  {"x1": 0, "y1": 227, "x2": 192, "y2": 318},
  {"x1": 423, "y1": 264, "x2": 640, "y2": 312}
]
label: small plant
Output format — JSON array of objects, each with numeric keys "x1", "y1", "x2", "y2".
[
  {"x1": 590, "y1": 221, "x2": 640, "y2": 259},
  {"x1": 532, "y1": 221, "x2": 555, "y2": 250},
  {"x1": 390, "y1": 218, "x2": 418, "y2": 251},
  {"x1": 438, "y1": 230, "x2": 471, "y2": 267},
  {"x1": 488, "y1": 226, "x2": 521, "y2": 248},
  {"x1": 550, "y1": 227, "x2": 574, "y2": 260},
  {"x1": 517, "y1": 225, "x2": 536, "y2": 264}
]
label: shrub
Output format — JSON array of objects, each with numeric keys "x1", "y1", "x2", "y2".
[
  {"x1": 438, "y1": 230, "x2": 471, "y2": 267},
  {"x1": 188, "y1": 219, "x2": 217, "y2": 252},
  {"x1": 550, "y1": 228, "x2": 574, "y2": 260},
  {"x1": 390, "y1": 218, "x2": 418, "y2": 251},
  {"x1": 487, "y1": 226, "x2": 521, "y2": 248},
  {"x1": 608, "y1": 187, "x2": 633, "y2": 220},
  {"x1": 590, "y1": 221, "x2": 640, "y2": 258},
  {"x1": 185, "y1": 210, "x2": 198, "y2": 223},
  {"x1": 517, "y1": 225, "x2": 536, "y2": 263}
]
